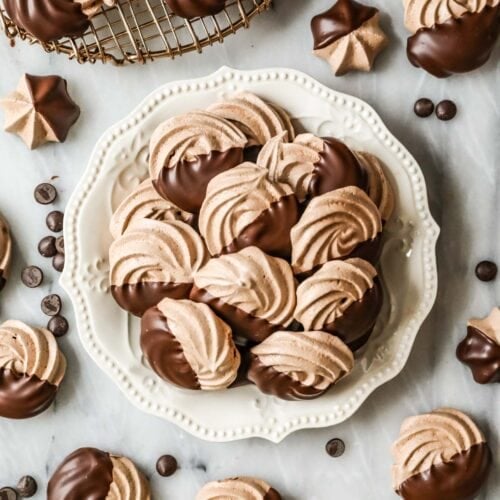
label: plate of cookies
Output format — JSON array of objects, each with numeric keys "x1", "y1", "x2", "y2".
[{"x1": 61, "y1": 66, "x2": 439, "y2": 442}]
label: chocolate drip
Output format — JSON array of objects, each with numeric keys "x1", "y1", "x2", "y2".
[
  {"x1": 397, "y1": 443, "x2": 491, "y2": 500},
  {"x1": 323, "y1": 278, "x2": 383, "y2": 351},
  {"x1": 154, "y1": 147, "x2": 243, "y2": 214},
  {"x1": 165, "y1": 0, "x2": 226, "y2": 19},
  {"x1": 247, "y1": 355, "x2": 326, "y2": 401},
  {"x1": 457, "y1": 327, "x2": 500, "y2": 384},
  {"x1": 311, "y1": 0, "x2": 378, "y2": 50},
  {"x1": 0, "y1": 369, "x2": 57, "y2": 419},
  {"x1": 47, "y1": 447, "x2": 114, "y2": 500},
  {"x1": 4, "y1": 0, "x2": 89, "y2": 43},
  {"x1": 190, "y1": 286, "x2": 280, "y2": 343},
  {"x1": 221, "y1": 194, "x2": 300, "y2": 260},
  {"x1": 407, "y1": 6, "x2": 500, "y2": 78},
  {"x1": 0, "y1": 271, "x2": 6, "y2": 292},
  {"x1": 265, "y1": 488, "x2": 283, "y2": 500},
  {"x1": 111, "y1": 281, "x2": 193, "y2": 318},
  {"x1": 140, "y1": 306, "x2": 200, "y2": 390}
]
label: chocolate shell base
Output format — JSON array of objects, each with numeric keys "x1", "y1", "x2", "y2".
[
  {"x1": 247, "y1": 355, "x2": 326, "y2": 401},
  {"x1": 47, "y1": 447, "x2": 114, "y2": 500},
  {"x1": 141, "y1": 306, "x2": 200, "y2": 390},
  {"x1": 111, "y1": 281, "x2": 192, "y2": 317},
  {"x1": 456, "y1": 327, "x2": 500, "y2": 384},
  {"x1": 0, "y1": 271, "x2": 6, "y2": 292},
  {"x1": 0, "y1": 369, "x2": 57, "y2": 419},
  {"x1": 265, "y1": 488, "x2": 282, "y2": 500},
  {"x1": 396, "y1": 443, "x2": 491, "y2": 500},
  {"x1": 407, "y1": 6, "x2": 500, "y2": 78},
  {"x1": 165, "y1": 0, "x2": 226, "y2": 19}
]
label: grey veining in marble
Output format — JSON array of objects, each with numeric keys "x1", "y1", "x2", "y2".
[{"x1": 0, "y1": 1, "x2": 498, "y2": 498}]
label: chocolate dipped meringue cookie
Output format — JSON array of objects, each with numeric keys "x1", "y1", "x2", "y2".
[
  {"x1": 196, "y1": 477, "x2": 282, "y2": 500},
  {"x1": 149, "y1": 110, "x2": 247, "y2": 213},
  {"x1": 190, "y1": 246, "x2": 296, "y2": 343},
  {"x1": 392, "y1": 408, "x2": 491, "y2": 500},
  {"x1": 457, "y1": 307, "x2": 500, "y2": 384},
  {"x1": 311, "y1": 0, "x2": 388, "y2": 76},
  {"x1": 404, "y1": 0, "x2": 500, "y2": 78},
  {"x1": 109, "y1": 179, "x2": 193, "y2": 240},
  {"x1": 295, "y1": 258, "x2": 382, "y2": 351},
  {"x1": 141, "y1": 298, "x2": 240, "y2": 390},
  {"x1": 208, "y1": 92, "x2": 295, "y2": 147},
  {"x1": 109, "y1": 219, "x2": 208, "y2": 317},
  {"x1": 291, "y1": 186, "x2": 382, "y2": 276},
  {"x1": 0, "y1": 320, "x2": 66, "y2": 419},
  {"x1": 48, "y1": 447, "x2": 151, "y2": 500},
  {"x1": 0, "y1": 215, "x2": 12, "y2": 293},
  {"x1": 0, "y1": 74, "x2": 80, "y2": 150},
  {"x1": 165, "y1": 0, "x2": 226, "y2": 19},
  {"x1": 248, "y1": 330, "x2": 354, "y2": 401},
  {"x1": 199, "y1": 163, "x2": 300, "y2": 259}
]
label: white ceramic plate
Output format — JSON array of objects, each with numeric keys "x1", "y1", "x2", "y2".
[{"x1": 61, "y1": 67, "x2": 439, "y2": 443}]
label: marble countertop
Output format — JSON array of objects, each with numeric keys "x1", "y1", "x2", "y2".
[{"x1": 0, "y1": 1, "x2": 499, "y2": 498}]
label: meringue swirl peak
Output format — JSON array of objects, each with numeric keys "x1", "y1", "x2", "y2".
[{"x1": 196, "y1": 476, "x2": 281, "y2": 500}]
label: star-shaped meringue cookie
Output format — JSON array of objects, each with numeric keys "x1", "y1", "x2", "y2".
[
  {"x1": 311, "y1": 0, "x2": 388, "y2": 76},
  {"x1": 0, "y1": 74, "x2": 80, "y2": 149}
]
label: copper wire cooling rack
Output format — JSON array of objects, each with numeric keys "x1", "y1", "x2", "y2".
[{"x1": 0, "y1": 0, "x2": 271, "y2": 65}]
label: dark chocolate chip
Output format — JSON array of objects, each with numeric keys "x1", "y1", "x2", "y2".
[
  {"x1": 52, "y1": 253, "x2": 65, "y2": 273},
  {"x1": 47, "y1": 315, "x2": 69, "y2": 337},
  {"x1": 475, "y1": 261, "x2": 497, "y2": 282},
  {"x1": 16, "y1": 476, "x2": 37, "y2": 498},
  {"x1": 436, "y1": 100, "x2": 457, "y2": 121},
  {"x1": 46, "y1": 211, "x2": 64, "y2": 233},
  {"x1": 156, "y1": 455, "x2": 178, "y2": 477},
  {"x1": 0, "y1": 487, "x2": 18, "y2": 500},
  {"x1": 41, "y1": 294, "x2": 62, "y2": 317},
  {"x1": 34, "y1": 183, "x2": 57, "y2": 205},
  {"x1": 55, "y1": 236, "x2": 65, "y2": 255},
  {"x1": 21, "y1": 266, "x2": 43, "y2": 288},
  {"x1": 38, "y1": 236, "x2": 57, "y2": 258},
  {"x1": 414, "y1": 98, "x2": 434, "y2": 118},
  {"x1": 325, "y1": 438, "x2": 345, "y2": 458}
]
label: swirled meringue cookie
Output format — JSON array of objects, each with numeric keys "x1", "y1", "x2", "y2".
[
  {"x1": 257, "y1": 133, "x2": 367, "y2": 202},
  {"x1": 190, "y1": 247, "x2": 296, "y2": 343},
  {"x1": 76, "y1": 0, "x2": 115, "y2": 18},
  {"x1": 165, "y1": 0, "x2": 226, "y2": 19},
  {"x1": 196, "y1": 477, "x2": 282, "y2": 500},
  {"x1": 199, "y1": 163, "x2": 300, "y2": 259},
  {"x1": 291, "y1": 186, "x2": 382, "y2": 276},
  {"x1": 149, "y1": 111, "x2": 246, "y2": 213},
  {"x1": 208, "y1": 92, "x2": 295, "y2": 147},
  {"x1": 109, "y1": 219, "x2": 208, "y2": 317},
  {"x1": 392, "y1": 408, "x2": 491, "y2": 500},
  {"x1": 295, "y1": 258, "x2": 382, "y2": 351},
  {"x1": 457, "y1": 308, "x2": 500, "y2": 384},
  {"x1": 141, "y1": 298, "x2": 240, "y2": 390},
  {"x1": 0, "y1": 215, "x2": 12, "y2": 292},
  {"x1": 404, "y1": 0, "x2": 500, "y2": 77},
  {"x1": 0, "y1": 320, "x2": 66, "y2": 419},
  {"x1": 248, "y1": 331, "x2": 354, "y2": 400},
  {"x1": 109, "y1": 179, "x2": 193, "y2": 239},
  {"x1": 47, "y1": 447, "x2": 151, "y2": 500},
  {"x1": 311, "y1": 0, "x2": 388, "y2": 76}
]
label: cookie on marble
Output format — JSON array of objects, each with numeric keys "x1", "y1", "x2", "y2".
[
  {"x1": 311, "y1": 0, "x2": 388, "y2": 76},
  {"x1": 0, "y1": 215, "x2": 12, "y2": 293},
  {"x1": 196, "y1": 476, "x2": 282, "y2": 500},
  {"x1": 47, "y1": 447, "x2": 150, "y2": 500},
  {"x1": 0, "y1": 320, "x2": 66, "y2": 419},
  {"x1": 392, "y1": 408, "x2": 491, "y2": 500},
  {"x1": 165, "y1": 0, "x2": 226, "y2": 19},
  {"x1": 248, "y1": 330, "x2": 354, "y2": 401},
  {"x1": 141, "y1": 298, "x2": 240, "y2": 390},
  {"x1": 457, "y1": 307, "x2": 500, "y2": 384}
]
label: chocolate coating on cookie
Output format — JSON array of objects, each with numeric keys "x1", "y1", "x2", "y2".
[
  {"x1": 0, "y1": 215, "x2": 12, "y2": 293},
  {"x1": 165, "y1": 0, "x2": 226, "y2": 18}
]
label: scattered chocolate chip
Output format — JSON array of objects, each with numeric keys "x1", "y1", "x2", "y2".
[
  {"x1": 41, "y1": 294, "x2": 62, "y2": 317},
  {"x1": 16, "y1": 476, "x2": 37, "y2": 498},
  {"x1": 475, "y1": 261, "x2": 497, "y2": 282},
  {"x1": 34, "y1": 183, "x2": 57, "y2": 205},
  {"x1": 55, "y1": 236, "x2": 65, "y2": 255},
  {"x1": 52, "y1": 253, "x2": 65, "y2": 272},
  {"x1": 156, "y1": 455, "x2": 178, "y2": 477},
  {"x1": 46, "y1": 211, "x2": 64, "y2": 233},
  {"x1": 21, "y1": 266, "x2": 43, "y2": 288},
  {"x1": 325, "y1": 438, "x2": 345, "y2": 458},
  {"x1": 414, "y1": 98, "x2": 434, "y2": 118},
  {"x1": 0, "y1": 487, "x2": 18, "y2": 500},
  {"x1": 48, "y1": 315, "x2": 69, "y2": 337},
  {"x1": 436, "y1": 100, "x2": 457, "y2": 121},
  {"x1": 38, "y1": 236, "x2": 57, "y2": 258}
]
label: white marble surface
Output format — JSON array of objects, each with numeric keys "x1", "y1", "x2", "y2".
[{"x1": 0, "y1": 1, "x2": 498, "y2": 498}]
